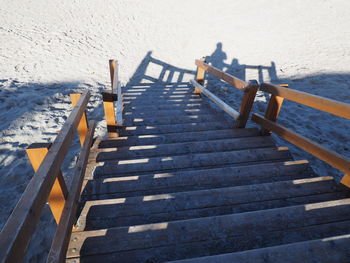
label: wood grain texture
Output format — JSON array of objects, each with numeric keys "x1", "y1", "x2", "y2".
[
  {"x1": 0, "y1": 90, "x2": 90, "y2": 263},
  {"x1": 47, "y1": 121, "x2": 96, "y2": 263},
  {"x1": 26, "y1": 143, "x2": 68, "y2": 224},
  {"x1": 195, "y1": 59, "x2": 248, "y2": 90},
  {"x1": 234, "y1": 80, "x2": 259, "y2": 128},
  {"x1": 70, "y1": 93, "x2": 89, "y2": 146},
  {"x1": 252, "y1": 113, "x2": 350, "y2": 175},
  {"x1": 260, "y1": 83, "x2": 350, "y2": 119},
  {"x1": 190, "y1": 79, "x2": 240, "y2": 119}
]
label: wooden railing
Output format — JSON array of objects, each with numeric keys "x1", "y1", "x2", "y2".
[
  {"x1": 0, "y1": 90, "x2": 96, "y2": 263},
  {"x1": 252, "y1": 83, "x2": 350, "y2": 186},
  {"x1": 102, "y1": 59, "x2": 124, "y2": 138},
  {"x1": 191, "y1": 58, "x2": 259, "y2": 128}
]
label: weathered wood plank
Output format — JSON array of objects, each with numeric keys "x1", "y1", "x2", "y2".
[
  {"x1": 234, "y1": 80, "x2": 259, "y2": 128},
  {"x1": 0, "y1": 90, "x2": 90, "y2": 263},
  {"x1": 96, "y1": 128, "x2": 260, "y2": 148},
  {"x1": 118, "y1": 121, "x2": 235, "y2": 136},
  {"x1": 93, "y1": 147, "x2": 292, "y2": 176},
  {"x1": 26, "y1": 143, "x2": 68, "y2": 224},
  {"x1": 260, "y1": 94, "x2": 284, "y2": 135},
  {"x1": 76, "y1": 177, "x2": 345, "y2": 230},
  {"x1": 252, "y1": 113, "x2": 350, "y2": 175},
  {"x1": 195, "y1": 59, "x2": 248, "y2": 90},
  {"x1": 47, "y1": 121, "x2": 96, "y2": 263},
  {"x1": 81, "y1": 160, "x2": 313, "y2": 198},
  {"x1": 67, "y1": 198, "x2": 350, "y2": 259},
  {"x1": 70, "y1": 93, "x2": 89, "y2": 146},
  {"x1": 195, "y1": 57, "x2": 206, "y2": 87},
  {"x1": 89, "y1": 136, "x2": 275, "y2": 162},
  {"x1": 260, "y1": 83, "x2": 350, "y2": 119},
  {"x1": 190, "y1": 79, "x2": 239, "y2": 120},
  {"x1": 102, "y1": 91, "x2": 118, "y2": 138},
  {"x1": 167, "y1": 234, "x2": 350, "y2": 263},
  {"x1": 123, "y1": 114, "x2": 226, "y2": 126}
]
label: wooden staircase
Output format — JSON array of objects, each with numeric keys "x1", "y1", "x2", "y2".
[
  {"x1": 65, "y1": 82, "x2": 350, "y2": 262},
  {"x1": 1, "y1": 57, "x2": 350, "y2": 263}
]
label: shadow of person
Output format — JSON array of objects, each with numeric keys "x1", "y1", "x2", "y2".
[
  {"x1": 206, "y1": 42, "x2": 227, "y2": 71},
  {"x1": 226, "y1": 58, "x2": 246, "y2": 81}
]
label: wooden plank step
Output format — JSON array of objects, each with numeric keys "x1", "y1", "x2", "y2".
[
  {"x1": 167, "y1": 234, "x2": 350, "y2": 263},
  {"x1": 91, "y1": 147, "x2": 293, "y2": 176},
  {"x1": 123, "y1": 89, "x2": 193, "y2": 95},
  {"x1": 123, "y1": 98, "x2": 203, "y2": 106},
  {"x1": 123, "y1": 94, "x2": 200, "y2": 100},
  {"x1": 95, "y1": 128, "x2": 260, "y2": 148},
  {"x1": 124, "y1": 103, "x2": 204, "y2": 111},
  {"x1": 122, "y1": 114, "x2": 227, "y2": 126},
  {"x1": 118, "y1": 121, "x2": 234, "y2": 136},
  {"x1": 66, "y1": 198, "x2": 350, "y2": 262},
  {"x1": 81, "y1": 160, "x2": 313, "y2": 199},
  {"x1": 124, "y1": 108, "x2": 213, "y2": 118},
  {"x1": 123, "y1": 86, "x2": 193, "y2": 92},
  {"x1": 89, "y1": 137, "x2": 276, "y2": 162},
  {"x1": 76, "y1": 177, "x2": 349, "y2": 231}
]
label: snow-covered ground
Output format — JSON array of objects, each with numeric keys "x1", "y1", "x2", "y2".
[{"x1": 1, "y1": 0, "x2": 350, "y2": 261}]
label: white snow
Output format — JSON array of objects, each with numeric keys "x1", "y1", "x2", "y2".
[{"x1": 1, "y1": 0, "x2": 350, "y2": 261}]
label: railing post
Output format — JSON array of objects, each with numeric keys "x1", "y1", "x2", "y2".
[
  {"x1": 234, "y1": 80, "x2": 259, "y2": 128},
  {"x1": 194, "y1": 57, "x2": 206, "y2": 93},
  {"x1": 259, "y1": 85, "x2": 287, "y2": 135},
  {"x1": 26, "y1": 143, "x2": 68, "y2": 224},
  {"x1": 109, "y1": 59, "x2": 116, "y2": 92},
  {"x1": 102, "y1": 91, "x2": 118, "y2": 138},
  {"x1": 70, "y1": 93, "x2": 89, "y2": 146}
]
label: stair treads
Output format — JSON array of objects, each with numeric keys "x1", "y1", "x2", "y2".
[
  {"x1": 123, "y1": 94, "x2": 200, "y2": 100},
  {"x1": 122, "y1": 114, "x2": 227, "y2": 126},
  {"x1": 124, "y1": 103, "x2": 204, "y2": 111},
  {"x1": 123, "y1": 89, "x2": 192, "y2": 95},
  {"x1": 76, "y1": 177, "x2": 348, "y2": 230},
  {"x1": 93, "y1": 147, "x2": 293, "y2": 176},
  {"x1": 124, "y1": 108, "x2": 213, "y2": 118},
  {"x1": 90, "y1": 137, "x2": 276, "y2": 162},
  {"x1": 67, "y1": 198, "x2": 350, "y2": 260},
  {"x1": 96, "y1": 128, "x2": 260, "y2": 148},
  {"x1": 123, "y1": 98, "x2": 203, "y2": 106},
  {"x1": 82, "y1": 160, "x2": 312, "y2": 198},
  {"x1": 118, "y1": 121, "x2": 235, "y2": 136},
  {"x1": 167, "y1": 234, "x2": 350, "y2": 263}
]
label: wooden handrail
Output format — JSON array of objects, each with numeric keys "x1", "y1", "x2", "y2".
[
  {"x1": 252, "y1": 113, "x2": 350, "y2": 175},
  {"x1": 195, "y1": 59, "x2": 248, "y2": 90},
  {"x1": 0, "y1": 91, "x2": 93, "y2": 263},
  {"x1": 260, "y1": 83, "x2": 350, "y2": 119},
  {"x1": 255, "y1": 83, "x2": 350, "y2": 186},
  {"x1": 47, "y1": 121, "x2": 96, "y2": 263},
  {"x1": 191, "y1": 79, "x2": 240, "y2": 120},
  {"x1": 193, "y1": 58, "x2": 258, "y2": 128}
]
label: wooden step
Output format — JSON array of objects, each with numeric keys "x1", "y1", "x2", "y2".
[
  {"x1": 118, "y1": 121, "x2": 235, "y2": 136},
  {"x1": 95, "y1": 128, "x2": 260, "y2": 148},
  {"x1": 123, "y1": 89, "x2": 192, "y2": 95},
  {"x1": 66, "y1": 198, "x2": 350, "y2": 262},
  {"x1": 82, "y1": 160, "x2": 313, "y2": 199},
  {"x1": 124, "y1": 108, "x2": 213, "y2": 118},
  {"x1": 123, "y1": 98, "x2": 203, "y2": 106},
  {"x1": 89, "y1": 137, "x2": 276, "y2": 162},
  {"x1": 124, "y1": 102, "x2": 204, "y2": 111},
  {"x1": 167, "y1": 234, "x2": 350, "y2": 263},
  {"x1": 76, "y1": 176, "x2": 349, "y2": 231},
  {"x1": 91, "y1": 147, "x2": 293, "y2": 177},
  {"x1": 123, "y1": 94, "x2": 200, "y2": 100},
  {"x1": 123, "y1": 114, "x2": 227, "y2": 126}
]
